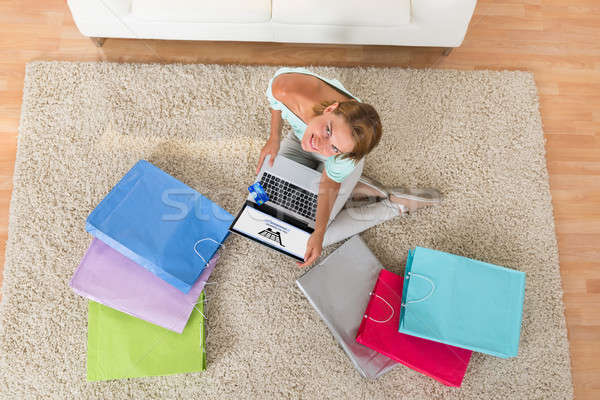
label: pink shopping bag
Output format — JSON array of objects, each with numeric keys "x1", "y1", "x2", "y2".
[{"x1": 356, "y1": 269, "x2": 472, "y2": 387}]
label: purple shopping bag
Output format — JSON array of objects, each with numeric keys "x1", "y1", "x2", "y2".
[{"x1": 70, "y1": 238, "x2": 218, "y2": 333}]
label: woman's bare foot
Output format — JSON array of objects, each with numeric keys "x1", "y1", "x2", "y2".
[
  {"x1": 389, "y1": 194, "x2": 435, "y2": 213},
  {"x1": 388, "y1": 188, "x2": 442, "y2": 214}
]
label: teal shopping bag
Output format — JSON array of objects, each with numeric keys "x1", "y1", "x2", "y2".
[{"x1": 398, "y1": 247, "x2": 526, "y2": 358}]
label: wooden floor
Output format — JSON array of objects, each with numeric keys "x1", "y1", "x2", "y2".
[{"x1": 1, "y1": 0, "x2": 599, "y2": 397}]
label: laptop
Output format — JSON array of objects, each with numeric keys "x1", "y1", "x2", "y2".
[{"x1": 229, "y1": 155, "x2": 362, "y2": 261}]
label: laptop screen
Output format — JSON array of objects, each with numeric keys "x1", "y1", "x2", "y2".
[{"x1": 230, "y1": 203, "x2": 310, "y2": 260}]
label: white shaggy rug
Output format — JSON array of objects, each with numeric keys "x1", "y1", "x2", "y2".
[{"x1": 0, "y1": 62, "x2": 573, "y2": 399}]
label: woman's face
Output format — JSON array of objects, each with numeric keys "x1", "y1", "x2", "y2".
[{"x1": 301, "y1": 103, "x2": 355, "y2": 158}]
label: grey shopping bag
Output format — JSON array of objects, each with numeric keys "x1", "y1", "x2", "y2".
[{"x1": 296, "y1": 235, "x2": 397, "y2": 379}]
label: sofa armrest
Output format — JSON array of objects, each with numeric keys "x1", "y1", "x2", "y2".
[
  {"x1": 412, "y1": 0, "x2": 477, "y2": 23},
  {"x1": 67, "y1": 0, "x2": 133, "y2": 37},
  {"x1": 411, "y1": 0, "x2": 477, "y2": 46}
]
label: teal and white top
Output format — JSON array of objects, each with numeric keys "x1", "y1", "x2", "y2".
[{"x1": 266, "y1": 67, "x2": 361, "y2": 183}]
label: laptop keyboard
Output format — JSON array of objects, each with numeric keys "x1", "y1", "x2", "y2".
[{"x1": 259, "y1": 172, "x2": 318, "y2": 221}]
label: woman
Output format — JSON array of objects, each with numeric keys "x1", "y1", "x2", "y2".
[{"x1": 257, "y1": 67, "x2": 440, "y2": 267}]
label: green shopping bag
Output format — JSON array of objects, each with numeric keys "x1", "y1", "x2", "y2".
[{"x1": 87, "y1": 292, "x2": 206, "y2": 381}]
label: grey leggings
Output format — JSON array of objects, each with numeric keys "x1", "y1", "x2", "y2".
[{"x1": 278, "y1": 133, "x2": 400, "y2": 247}]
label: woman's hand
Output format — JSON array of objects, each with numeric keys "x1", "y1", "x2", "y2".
[
  {"x1": 256, "y1": 137, "x2": 280, "y2": 174},
  {"x1": 297, "y1": 230, "x2": 324, "y2": 268}
]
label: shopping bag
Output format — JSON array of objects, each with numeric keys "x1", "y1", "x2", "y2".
[
  {"x1": 86, "y1": 160, "x2": 233, "y2": 293},
  {"x1": 71, "y1": 238, "x2": 218, "y2": 333},
  {"x1": 86, "y1": 292, "x2": 207, "y2": 381},
  {"x1": 296, "y1": 235, "x2": 397, "y2": 379},
  {"x1": 399, "y1": 247, "x2": 526, "y2": 358},
  {"x1": 356, "y1": 269, "x2": 472, "y2": 387}
]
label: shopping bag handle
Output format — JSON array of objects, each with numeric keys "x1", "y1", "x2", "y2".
[
  {"x1": 194, "y1": 238, "x2": 225, "y2": 266},
  {"x1": 364, "y1": 293, "x2": 394, "y2": 324},
  {"x1": 401, "y1": 272, "x2": 436, "y2": 307}
]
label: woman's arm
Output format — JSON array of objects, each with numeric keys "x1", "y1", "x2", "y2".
[
  {"x1": 298, "y1": 170, "x2": 341, "y2": 267},
  {"x1": 256, "y1": 108, "x2": 283, "y2": 173},
  {"x1": 269, "y1": 108, "x2": 283, "y2": 140}
]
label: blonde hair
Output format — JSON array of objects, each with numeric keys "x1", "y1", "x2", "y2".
[{"x1": 313, "y1": 100, "x2": 382, "y2": 162}]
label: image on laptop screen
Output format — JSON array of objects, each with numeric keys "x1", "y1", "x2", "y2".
[{"x1": 231, "y1": 204, "x2": 310, "y2": 260}]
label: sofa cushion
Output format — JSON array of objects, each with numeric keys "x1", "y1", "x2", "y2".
[
  {"x1": 131, "y1": 0, "x2": 271, "y2": 23},
  {"x1": 272, "y1": 0, "x2": 411, "y2": 27}
]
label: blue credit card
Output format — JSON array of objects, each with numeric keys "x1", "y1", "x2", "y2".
[{"x1": 248, "y1": 182, "x2": 269, "y2": 205}]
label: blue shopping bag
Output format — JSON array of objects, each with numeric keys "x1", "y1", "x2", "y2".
[
  {"x1": 86, "y1": 160, "x2": 233, "y2": 293},
  {"x1": 398, "y1": 247, "x2": 526, "y2": 358}
]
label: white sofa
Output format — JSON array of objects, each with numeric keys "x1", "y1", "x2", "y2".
[{"x1": 67, "y1": 0, "x2": 477, "y2": 52}]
